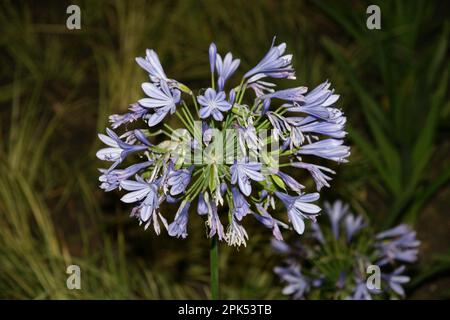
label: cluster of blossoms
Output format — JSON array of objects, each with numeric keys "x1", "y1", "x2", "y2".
[
  {"x1": 273, "y1": 200, "x2": 420, "y2": 299},
  {"x1": 96, "y1": 38, "x2": 350, "y2": 247}
]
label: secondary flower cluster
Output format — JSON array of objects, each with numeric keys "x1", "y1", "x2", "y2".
[
  {"x1": 273, "y1": 200, "x2": 420, "y2": 299},
  {"x1": 96, "y1": 38, "x2": 350, "y2": 247}
]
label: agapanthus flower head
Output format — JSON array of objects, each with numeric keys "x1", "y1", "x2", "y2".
[
  {"x1": 273, "y1": 200, "x2": 420, "y2": 299},
  {"x1": 96, "y1": 39, "x2": 349, "y2": 247}
]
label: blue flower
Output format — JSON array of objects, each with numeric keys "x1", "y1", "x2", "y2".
[
  {"x1": 324, "y1": 200, "x2": 349, "y2": 240},
  {"x1": 215, "y1": 52, "x2": 240, "y2": 91},
  {"x1": 197, "y1": 192, "x2": 208, "y2": 215},
  {"x1": 167, "y1": 166, "x2": 194, "y2": 196},
  {"x1": 291, "y1": 162, "x2": 335, "y2": 191},
  {"x1": 135, "y1": 49, "x2": 170, "y2": 84},
  {"x1": 120, "y1": 177, "x2": 158, "y2": 205},
  {"x1": 230, "y1": 160, "x2": 264, "y2": 196},
  {"x1": 208, "y1": 43, "x2": 217, "y2": 74},
  {"x1": 231, "y1": 187, "x2": 250, "y2": 220},
  {"x1": 286, "y1": 81, "x2": 341, "y2": 121},
  {"x1": 274, "y1": 264, "x2": 310, "y2": 299},
  {"x1": 310, "y1": 221, "x2": 325, "y2": 244},
  {"x1": 99, "y1": 161, "x2": 153, "y2": 191},
  {"x1": 296, "y1": 116, "x2": 347, "y2": 139},
  {"x1": 139, "y1": 81, "x2": 181, "y2": 126},
  {"x1": 109, "y1": 103, "x2": 148, "y2": 129},
  {"x1": 296, "y1": 139, "x2": 350, "y2": 163},
  {"x1": 267, "y1": 112, "x2": 290, "y2": 140},
  {"x1": 275, "y1": 192, "x2": 321, "y2": 235},
  {"x1": 351, "y1": 279, "x2": 373, "y2": 300},
  {"x1": 207, "y1": 200, "x2": 226, "y2": 241},
  {"x1": 273, "y1": 200, "x2": 419, "y2": 300},
  {"x1": 197, "y1": 88, "x2": 232, "y2": 121},
  {"x1": 120, "y1": 178, "x2": 158, "y2": 218},
  {"x1": 275, "y1": 170, "x2": 305, "y2": 193},
  {"x1": 168, "y1": 200, "x2": 191, "y2": 239},
  {"x1": 248, "y1": 80, "x2": 276, "y2": 98},
  {"x1": 381, "y1": 266, "x2": 410, "y2": 297},
  {"x1": 375, "y1": 224, "x2": 420, "y2": 265},
  {"x1": 244, "y1": 39, "x2": 295, "y2": 82},
  {"x1": 344, "y1": 213, "x2": 365, "y2": 242},
  {"x1": 261, "y1": 87, "x2": 307, "y2": 107},
  {"x1": 237, "y1": 121, "x2": 260, "y2": 154},
  {"x1": 254, "y1": 203, "x2": 288, "y2": 241},
  {"x1": 96, "y1": 128, "x2": 148, "y2": 166},
  {"x1": 120, "y1": 176, "x2": 169, "y2": 234}
]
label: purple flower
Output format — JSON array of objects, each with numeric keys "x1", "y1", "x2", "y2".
[
  {"x1": 215, "y1": 52, "x2": 240, "y2": 91},
  {"x1": 244, "y1": 38, "x2": 295, "y2": 82},
  {"x1": 296, "y1": 139, "x2": 350, "y2": 163},
  {"x1": 230, "y1": 160, "x2": 264, "y2": 196},
  {"x1": 275, "y1": 170, "x2": 305, "y2": 193},
  {"x1": 207, "y1": 201, "x2": 226, "y2": 241},
  {"x1": 275, "y1": 192, "x2": 321, "y2": 235},
  {"x1": 291, "y1": 162, "x2": 335, "y2": 191},
  {"x1": 248, "y1": 80, "x2": 276, "y2": 97},
  {"x1": 226, "y1": 218, "x2": 249, "y2": 247},
  {"x1": 310, "y1": 221, "x2": 325, "y2": 244},
  {"x1": 382, "y1": 266, "x2": 410, "y2": 297},
  {"x1": 120, "y1": 177, "x2": 158, "y2": 205},
  {"x1": 296, "y1": 116, "x2": 347, "y2": 139},
  {"x1": 229, "y1": 89, "x2": 236, "y2": 105},
  {"x1": 109, "y1": 103, "x2": 148, "y2": 129},
  {"x1": 261, "y1": 87, "x2": 307, "y2": 104},
  {"x1": 120, "y1": 177, "x2": 168, "y2": 234},
  {"x1": 267, "y1": 112, "x2": 290, "y2": 140},
  {"x1": 135, "y1": 49, "x2": 169, "y2": 84},
  {"x1": 99, "y1": 161, "x2": 153, "y2": 191},
  {"x1": 274, "y1": 264, "x2": 310, "y2": 300},
  {"x1": 375, "y1": 224, "x2": 420, "y2": 265},
  {"x1": 286, "y1": 81, "x2": 341, "y2": 121},
  {"x1": 324, "y1": 200, "x2": 349, "y2": 240},
  {"x1": 254, "y1": 203, "x2": 288, "y2": 241},
  {"x1": 168, "y1": 201, "x2": 191, "y2": 239},
  {"x1": 237, "y1": 122, "x2": 260, "y2": 154},
  {"x1": 197, "y1": 88, "x2": 232, "y2": 121},
  {"x1": 231, "y1": 187, "x2": 250, "y2": 220},
  {"x1": 197, "y1": 192, "x2": 208, "y2": 215},
  {"x1": 273, "y1": 200, "x2": 419, "y2": 300},
  {"x1": 96, "y1": 128, "x2": 148, "y2": 165},
  {"x1": 351, "y1": 279, "x2": 373, "y2": 300},
  {"x1": 345, "y1": 214, "x2": 365, "y2": 242},
  {"x1": 167, "y1": 166, "x2": 194, "y2": 196},
  {"x1": 139, "y1": 81, "x2": 181, "y2": 126},
  {"x1": 208, "y1": 43, "x2": 217, "y2": 74}
]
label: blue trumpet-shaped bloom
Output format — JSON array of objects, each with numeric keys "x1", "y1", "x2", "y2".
[
  {"x1": 275, "y1": 192, "x2": 321, "y2": 235},
  {"x1": 245, "y1": 39, "x2": 295, "y2": 82},
  {"x1": 197, "y1": 88, "x2": 232, "y2": 121},
  {"x1": 231, "y1": 160, "x2": 264, "y2": 196}
]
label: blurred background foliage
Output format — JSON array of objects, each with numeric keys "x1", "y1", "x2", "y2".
[{"x1": 0, "y1": 0, "x2": 448, "y2": 299}]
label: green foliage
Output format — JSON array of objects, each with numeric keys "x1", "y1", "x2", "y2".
[{"x1": 317, "y1": 0, "x2": 449, "y2": 226}]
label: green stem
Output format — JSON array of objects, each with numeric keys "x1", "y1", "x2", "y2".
[{"x1": 210, "y1": 236, "x2": 219, "y2": 300}]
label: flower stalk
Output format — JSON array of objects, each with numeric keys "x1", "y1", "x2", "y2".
[{"x1": 210, "y1": 236, "x2": 219, "y2": 299}]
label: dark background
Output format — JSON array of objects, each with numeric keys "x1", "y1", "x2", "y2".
[{"x1": 0, "y1": 0, "x2": 448, "y2": 299}]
